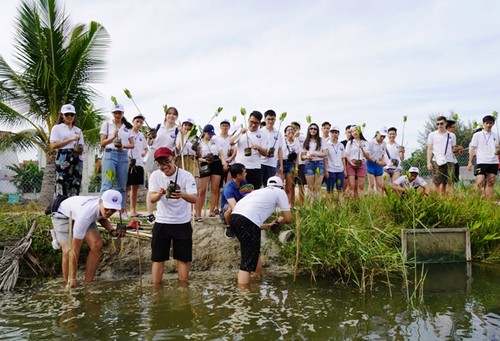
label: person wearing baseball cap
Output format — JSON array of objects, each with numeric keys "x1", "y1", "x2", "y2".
[
  {"x1": 50, "y1": 104, "x2": 85, "y2": 197},
  {"x1": 50, "y1": 189, "x2": 125, "y2": 288},
  {"x1": 148, "y1": 147, "x2": 198, "y2": 284},
  {"x1": 175, "y1": 118, "x2": 201, "y2": 180},
  {"x1": 99, "y1": 103, "x2": 135, "y2": 216},
  {"x1": 390, "y1": 167, "x2": 430, "y2": 196},
  {"x1": 230, "y1": 175, "x2": 292, "y2": 285}
]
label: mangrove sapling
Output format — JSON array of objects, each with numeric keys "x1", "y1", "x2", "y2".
[
  {"x1": 239, "y1": 107, "x2": 252, "y2": 156},
  {"x1": 123, "y1": 88, "x2": 152, "y2": 130},
  {"x1": 268, "y1": 112, "x2": 287, "y2": 157}
]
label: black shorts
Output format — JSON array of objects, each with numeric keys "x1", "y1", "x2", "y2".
[
  {"x1": 200, "y1": 159, "x2": 224, "y2": 178},
  {"x1": 151, "y1": 222, "x2": 193, "y2": 262},
  {"x1": 127, "y1": 165, "x2": 145, "y2": 186},
  {"x1": 246, "y1": 168, "x2": 262, "y2": 190},
  {"x1": 294, "y1": 164, "x2": 306, "y2": 186},
  {"x1": 230, "y1": 214, "x2": 261, "y2": 272},
  {"x1": 475, "y1": 163, "x2": 499, "y2": 176}
]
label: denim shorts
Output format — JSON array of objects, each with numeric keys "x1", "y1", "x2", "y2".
[
  {"x1": 282, "y1": 160, "x2": 295, "y2": 174},
  {"x1": 326, "y1": 171, "x2": 345, "y2": 191},
  {"x1": 366, "y1": 161, "x2": 384, "y2": 176},
  {"x1": 304, "y1": 160, "x2": 324, "y2": 176}
]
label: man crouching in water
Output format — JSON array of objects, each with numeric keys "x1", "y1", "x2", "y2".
[
  {"x1": 230, "y1": 176, "x2": 292, "y2": 285},
  {"x1": 148, "y1": 147, "x2": 198, "y2": 284},
  {"x1": 51, "y1": 189, "x2": 125, "y2": 287}
]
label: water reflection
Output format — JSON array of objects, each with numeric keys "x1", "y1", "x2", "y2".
[{"x1": 0, "y1": 264, "x2": 499, "y2": 340}]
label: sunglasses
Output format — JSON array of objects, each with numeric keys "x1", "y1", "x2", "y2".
[
  {"x1": 309, "y1": 128, "x2": 318, "y2": 131},
  {"x1": 63, "y1": 113, "x2": 75, "y2": 117},
  {"x1": 436, "y1": 122, "x2": 445, "y2": 126}
]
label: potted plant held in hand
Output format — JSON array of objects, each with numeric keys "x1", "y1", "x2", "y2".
[
  {"x1": 241, "y1": 107, "x2": 252, "y2": 156},
  {"x1": 268, "y1": 112, "x2": 287, "y2": 157}
]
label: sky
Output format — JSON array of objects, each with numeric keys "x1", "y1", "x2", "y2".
[{"x1": 1, "y1": 0, "x2": 499, "y2": 151}]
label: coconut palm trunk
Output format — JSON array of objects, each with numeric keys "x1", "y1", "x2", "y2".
[{"x1": 39, "y1": 152, "x2": 56, "y2": 205}]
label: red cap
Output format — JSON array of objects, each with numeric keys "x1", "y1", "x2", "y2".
[{"x1": 154, "y1": 147, "x2": 174, "y2": 160}]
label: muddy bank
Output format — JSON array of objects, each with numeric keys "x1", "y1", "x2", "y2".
[{"x1": 97, "y1": 217, "x2": 291, "y2": 279}]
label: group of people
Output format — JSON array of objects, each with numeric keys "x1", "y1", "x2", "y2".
[{"x1": 48, "y1": 103, "x2": 499, "y2": 287}]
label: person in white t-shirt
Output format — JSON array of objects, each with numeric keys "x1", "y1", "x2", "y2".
[
  {"x1": 366, "y1": 127, "x2": 388, "y2": 193},
  {"x1": 261, "y1": 110, "x2": 284, "y2": 186},
  {"x1": 383, "y1": 127, "x2": 405, "y2": 184},
  {"x1": 325, "y1": 126, "x2": 346, "y2": 202},
  {"x1": 390, "y1": 167, "x2": 430, "y2": 196},
  {"x1": 468, "y1": 115, "x2": 500, "y2": 198},
  {"x1": 50, "y1": 104, "x2": 85, "y2": 197},
  {"x1": 426, "y1": 115, "x2": 457, "y2": 195},
  {"x1": 148, "y1": 147, "x2": 198, "y2": 284},
  {"x1": 230, "y1": 176, "x2": 292, "y2": 285},
  {"x1": 50, "y1": 189, "x2": 125, "y2": 287},
  {"x1": 230, "y1": 111, "x2": 268, "y2": 190},
  {"x1": 99, "y1": 103, "x2": 135, "y2": 213},
  {"x1": 126, "y1": 114, "x2": 149, "y2": 218}
]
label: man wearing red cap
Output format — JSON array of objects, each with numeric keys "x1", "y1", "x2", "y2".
[{"x1": 149, "y1": 147, "x2": 198, "y2": 284}]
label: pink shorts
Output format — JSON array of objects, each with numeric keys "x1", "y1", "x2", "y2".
[{"x1": 346, "y1": 160, "x2": 367, "y2": 177}]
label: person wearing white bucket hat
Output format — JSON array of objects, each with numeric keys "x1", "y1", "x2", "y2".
[
  {"x1": 50, "y1": 189, "x2": 125, "y2": 288},
  {"x1": 50, "y1": 104, "x2": 85, "y2": 197},
  {"x1": 230, "y1": 176, "x2": 292, "y2": 285}
]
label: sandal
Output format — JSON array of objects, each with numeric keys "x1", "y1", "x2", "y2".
[
  {"x1": 195, "y1": 217, "x2": 204, "y2": 222},
  {"x1": 208, "y1": 212, "x2": 216, "y2": 217}
]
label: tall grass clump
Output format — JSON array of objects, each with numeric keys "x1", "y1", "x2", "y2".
[
  {"x1": 280, "y1": 188, "x2": 500, "y2": 290},
  {"x1": 281, "y1": 196, "x2": 404, "y2": 291}
]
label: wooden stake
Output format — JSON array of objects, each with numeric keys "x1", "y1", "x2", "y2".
[
  {"x1": 293, "y1": 210, "x2": 300, "y2": 283},
  {"x1": 136, "y1": 223, "x2": 143, "y2": 294},
  {"x1": 67, "y1": 211, "x2": 73, "y2": 289}
]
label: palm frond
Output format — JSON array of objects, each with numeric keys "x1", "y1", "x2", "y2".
[{"x1": 0, "y1": 129, "x2": 45, "y2": 153}]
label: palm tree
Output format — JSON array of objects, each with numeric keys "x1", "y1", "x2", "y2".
[{"x1": 0, "y1": 0, "x2": 110, "y2": 205}]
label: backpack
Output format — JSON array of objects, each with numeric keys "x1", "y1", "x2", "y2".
[{"x1": 44, "y1": 195, "x2": 68, "y2": 215}]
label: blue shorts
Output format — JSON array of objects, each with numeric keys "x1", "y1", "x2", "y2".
[
  {"x1": 366, "y1": 161, "x2": 384, "y2": 176},
  {"x1": 326, "y1": 171, "x2": 345, "y2": 191},
  {"x1": 304, "y1": 160, "x2": 325, "y2": 176},
  {"x1": 282, "y1": 160, "x2": 295, "y2": 174}
]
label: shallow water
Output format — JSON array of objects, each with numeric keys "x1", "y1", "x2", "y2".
[{"x1": 1, "y1": 263, "x2": 499, "y2": 340}]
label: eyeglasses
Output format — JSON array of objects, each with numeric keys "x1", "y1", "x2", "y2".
[
  {"x1": 63, "y1": 113, "x2": 75, "y2": 117},
  {"x1": 156, "y1": 159, "x2": 174, "y2": 168},
  {"x1": 436, "y1": 122, "x2": 445, "y2": 126},
  {"x1": 249, "y1": 120, "x2": 260, "y2": 126},
  {"x1": 112, "y1": 111, "x2": 124, "y2": 115}
]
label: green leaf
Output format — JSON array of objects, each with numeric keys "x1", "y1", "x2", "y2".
[
  {"x1": 232, "y1": 115, "x2": 237, "y2": 122},
  {"x1": 217, "y1": 106, "x2": 223, "y2": 113},
  {"x1": 403, "y1": 115, "x2": 407, "y2": 123},
  {"x1": 124, "y1": 88, "x2": 132, "y2": 99},
  {"x1": 105, "y1": 169, "x2": 115, "y2": 181},
  {"x1": 240, "y1": 107, "x2": 247, "y2": 116},
  {"x1": 279, "y1": 112, "x2": 287, "y2": 121},
  {"x1": 111, "y1": 96, "x2": 118, "y2": 106},
  {"x1": 306, "y1": 115, "x2": 312, "y2": 124}
]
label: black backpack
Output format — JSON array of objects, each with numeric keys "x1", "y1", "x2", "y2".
[{"x1": 44, "y1": 195, "x2": 68, "y2": 215}]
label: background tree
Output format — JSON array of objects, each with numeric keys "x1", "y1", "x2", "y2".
[{"x1": 0, "y1": 0, "x2": 110, "y2": 205}]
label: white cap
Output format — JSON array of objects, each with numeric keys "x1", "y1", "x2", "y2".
[
  {"x1": 220, "y1": 118, "x2": 231, "y2": 125},
  {"x1": 101, "y1": 189, "x2": 122, "y2": 210},
  {"x1": 61, "y1": 104, "x2": 76, "y2": 114},
  {"x1": 182, "y1": 118, "x2": 195, "y2": 125},
  {"x1": 330, "y1": 126, "x2": 340, "y2": 132},
  {"x1": 379, "y1": 126, "x2": 388, "y2": 136},
  {"x1": 408, "y1": 167, "x2": 419, "y2": 174},
  {"x1": 267, "y1": 176, "x2": 283, "y2": 188},
  {"x1": 111, "y1": 103, "x2": 125, "y2": 112}
]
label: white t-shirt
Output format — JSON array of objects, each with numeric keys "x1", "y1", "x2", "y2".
[
  {"x1": 234, "y1": 128, "x2": 268, "y2": 169},
  {"x1": 58, "y1": 196, "x2": 102, "y2": 240},
  {"x1": 345, "y1": 139, "x2": 369, "y2": 161},
  {"x1": 470, "y1": 130, "x2": 499, "y2": 164},
  {"x1": 367, "y1": 139, "x2": 387, "y2": 162},
  {"x1": 326, "y1": 140, "x2": 345, "y2": 173},
  {"x1": 99, "y1": 121, "x2": 134, "y2": 150},
  {"x1": 50, "y1": 123, "x2": 84, "y2": 149},
  {"x1": 149, "y1": 167, "x2": 198, "y2": 224},
  {"x1": 297, "y1": 134, "x2": 306, "y2": 165},
  {"x1": 393, "y1": 175, "x2": 427, "y2": 189},
  {"x1": 302, "y1": 138, "x2": 327, "y2": 162},
  {"x1": 261, "y1": 127, "x2": 284, "y2": 166},
  {"x1": 427, "y1": 131, "x2": 456, "y2": 163},
  {"x1": 213, "y1": 134, "x2": 233, "y2": 160},
  {"x1": 200, "y1": 138, "x2": 222, "y2": 158},
  {"x1": 178, "y1": 135, "x2": 199, "y2": 157},
  {"x1": 283, "y1": 138, "x2": 301, "y2": 161},
  {"x1": 384, "y1": 142, "x2": 403, "y2": 171},
  {"x1": 232, "y1": 186, "x2": 290, "y2": 227},
  {"x1": 129, "y1": 131, "x2": 148, "y2": 167},
  {"x1": 152, "y1": 125, "x2": 178, "y2": 150}
]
